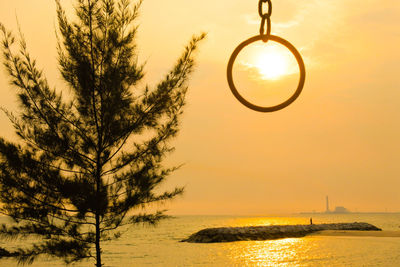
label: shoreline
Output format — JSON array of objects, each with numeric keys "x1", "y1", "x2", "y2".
[{"x1": 311, "y1": 230, "x2": 400, "y2": 237}]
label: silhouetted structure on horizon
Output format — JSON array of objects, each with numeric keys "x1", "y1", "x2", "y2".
[
  {"x1": 326, "y1": 196, "x2": 330, "y2": 213},
  {"x1": 325, "y1": 196, "x2": 350, "y2": 213}
]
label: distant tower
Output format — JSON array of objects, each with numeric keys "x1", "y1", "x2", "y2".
[{"x1": 326, "y1": 196, "x2": 330, "y2": 213}]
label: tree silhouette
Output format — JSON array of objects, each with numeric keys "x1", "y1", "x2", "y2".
[{"x1": 0, "y1": 0, "x2": 204, "y2": 265}]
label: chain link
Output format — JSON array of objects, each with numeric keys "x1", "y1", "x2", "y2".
[
  {"x1": 258, "y1": 0, "x2": 272, "y2": 18},
  {"x1": 258, "y1": 0, "x2": 272, "y2": 42}
]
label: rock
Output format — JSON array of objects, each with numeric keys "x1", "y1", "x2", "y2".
[{"x1": 181, "y1": 222, "x2": 381, "y2": 243}]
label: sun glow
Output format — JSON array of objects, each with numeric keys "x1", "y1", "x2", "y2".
[
  {"x1": 233, "y1": 42, "x2": 301, "y2": 107},
  {"x1": 240, "y1": 43, "x2": 296, "y2": 81},
  {"x1": 255, "y1": 50, "x2": 289, "y2": 80}
]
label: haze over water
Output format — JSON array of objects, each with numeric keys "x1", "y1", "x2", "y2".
[{"x1": 1, "y1": 214, "x2": 400, "y2": 266}]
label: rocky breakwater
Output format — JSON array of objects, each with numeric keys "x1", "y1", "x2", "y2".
[{"x1": 182, "y1": 222, "x2": 381, "y2": 243}]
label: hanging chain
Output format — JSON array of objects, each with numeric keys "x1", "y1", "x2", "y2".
[{"x1": 258, "y1": 0, "x2": 272, "y2": 42}]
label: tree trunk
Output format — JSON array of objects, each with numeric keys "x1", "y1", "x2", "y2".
[{"x1": 95, "y1": 213, "x2": 102, "y2": 267}]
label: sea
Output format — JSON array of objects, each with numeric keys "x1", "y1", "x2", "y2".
[{"x1": 1, "y1": 213, "x2": 400, "y2": 266}]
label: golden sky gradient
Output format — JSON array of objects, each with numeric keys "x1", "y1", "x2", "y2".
[{"x1": 0, "y1": 0, "x2": 399, "y2": 215}]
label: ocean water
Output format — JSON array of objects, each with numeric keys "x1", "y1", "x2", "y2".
[{"x1": 1, "y1": 213, "x2": 400, "y2": 266}]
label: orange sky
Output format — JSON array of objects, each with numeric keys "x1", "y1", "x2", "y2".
[{"x1": 0, "y1": 0, "x2": 399, "y2": 215}]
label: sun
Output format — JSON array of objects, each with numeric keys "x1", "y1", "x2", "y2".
[
  {"x1": 254, "y1": 50, "x2": 289, "y2": 80},
  {"x1": 239, "y1": 43, "x2": 296, "y2": 82}
]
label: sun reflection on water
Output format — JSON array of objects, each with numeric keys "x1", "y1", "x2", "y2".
[
  {"x1": 226, "y1": 238, "x2": 307, "y2": 266},
  {"x1": 222, "y1": 217, "x2": 319, "y2": 266},
  {"x1": 228, "y1": 217, "x2": 310, "y2": 227}
]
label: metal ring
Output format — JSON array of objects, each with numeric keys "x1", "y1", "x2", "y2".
[{"x1": 227, "y1": 35, "x2": 305, "y2": 112}]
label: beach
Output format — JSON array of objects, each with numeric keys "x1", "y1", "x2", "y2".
[{"x1": 313, "y1": 230, "x2": 400, "y2": 237}]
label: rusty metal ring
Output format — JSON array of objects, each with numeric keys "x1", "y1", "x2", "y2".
[{"x1": 227, "y1": 35, "x2": 305, "y2": 112}]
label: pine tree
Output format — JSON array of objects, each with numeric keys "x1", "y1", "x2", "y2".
[{"x1": 0, "y1": 0, "x2": 204, "y2": 265}]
